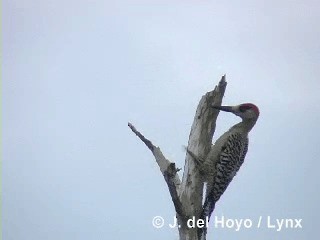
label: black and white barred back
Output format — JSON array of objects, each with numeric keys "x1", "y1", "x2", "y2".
[{"x1": 203, "y1": 132, "x2": 248, "y2": 217}]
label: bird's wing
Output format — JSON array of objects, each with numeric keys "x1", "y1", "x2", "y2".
[{"x1": 202, "y1": 133, "x2": 248, "y2": 219}]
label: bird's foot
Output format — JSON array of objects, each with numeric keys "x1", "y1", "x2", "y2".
[{"x1": 182, "y1": 145, "x2": 205, "y2": 165}]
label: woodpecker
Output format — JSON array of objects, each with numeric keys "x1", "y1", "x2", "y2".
[{"x1": 186, "y1": 103, "x2": 260, "y2": 218}]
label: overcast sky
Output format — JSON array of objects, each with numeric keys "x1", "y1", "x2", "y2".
[{"x1": 4, "y1": 1, "x2": 320, "y2": 239}]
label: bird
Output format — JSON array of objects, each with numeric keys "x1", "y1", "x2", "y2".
[{"x1": 185, "y1": 103, "x2": 260, "y2": 220}]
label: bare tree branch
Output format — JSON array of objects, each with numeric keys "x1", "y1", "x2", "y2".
[
  {"x1": 163, "y1": 163, "x2": 185, "y2": 218},
  {"x1": 128, "y1": 122, "x2": 184, "y2": 217},
  {"x1": 128, "y1": 75, "x2": 227, "y2": 240},
  {"x1": 128, "y1": 123, "x2": 154, "y2": 151}
]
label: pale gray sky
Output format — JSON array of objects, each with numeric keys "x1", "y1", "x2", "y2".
[{"x1": 4, "y1": 1, "x2": 320, "y2": 239}]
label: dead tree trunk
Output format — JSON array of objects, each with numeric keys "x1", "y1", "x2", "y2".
[{"x1": 128, "y1": 75, "x2": 227, "y2": 240}]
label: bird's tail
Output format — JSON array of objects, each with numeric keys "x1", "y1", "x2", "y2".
[
  {"x1": 197, "y1": 186, "x2": 216, "y2": 238},
  {"x1": 202, "y1": 194, "x2": 216, "y2": 222},
  {"x1": 203, "y1": 182, "x2": 216, "y2": 217}
]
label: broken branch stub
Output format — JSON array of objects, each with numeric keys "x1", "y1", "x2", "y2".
[{"x1": 128, "y1": 75, "x2": 227, "y2": 240}]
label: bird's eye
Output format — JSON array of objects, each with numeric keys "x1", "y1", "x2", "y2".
[{"x1": 239, "y1": 105, "x2": 251, "y2": 112}]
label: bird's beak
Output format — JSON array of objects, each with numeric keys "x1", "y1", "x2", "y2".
[{"x1": 212, "y1": 105, "x2": 234, "y2": 113}]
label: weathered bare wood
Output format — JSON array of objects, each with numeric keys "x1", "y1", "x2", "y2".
[
  {"x1": 128, "y1": 123, "x2": 184, "y2": 218},
  {"x1": 128, "y1": 75, "x2": 227, "y2": 240},
  {"x1": 179, "y1": 75, "x2": 227, "y2": 240}
]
